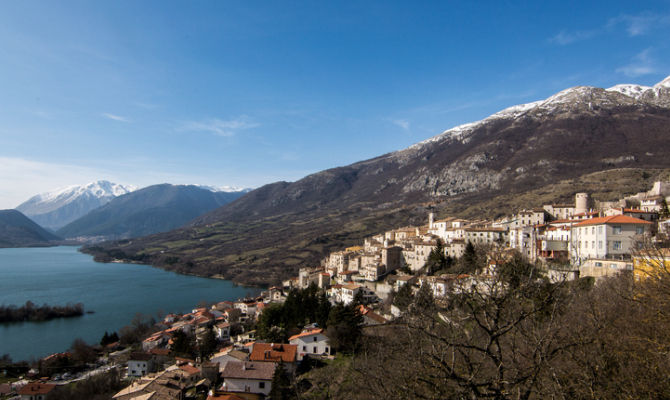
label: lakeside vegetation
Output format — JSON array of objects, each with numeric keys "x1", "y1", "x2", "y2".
[{"x1": 0, "y1": 301, "x2": 84, "y2": 323}]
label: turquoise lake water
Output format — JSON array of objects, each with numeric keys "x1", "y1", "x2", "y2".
[{"x1": 0, "y1": 246, "x2": 257, "y2": 362}]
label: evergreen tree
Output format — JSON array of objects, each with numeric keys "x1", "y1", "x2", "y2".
[
  {"x1": 457, "y1": 241, "x2": 480, "y2": 274},
  {"x1": 326, "y1": 303, "x2": 363, "y2": 354},
  {"x1": 171, "y1": 330, "x2": 195, "y2": 357},
  {"x1": 269, "y1": 362, "x2": 294, "y2": 400},
  {"x1": 424, "y1": 239, "x2": 448, "y2": 274},
  {"x1": 661, "y1": 198, "x2": 670, "y2": 219},
  {"x1": 198, "y1": 327, "x2": 218, "y2": 359},
  {"x1": 393, "y1": 282, "x2": 413, "y2": 311},
  {"x1": 315, "y1": 291, "x2": 332, "y2": 328},
  {"x1": 412, "y1": 282, "x2": 436, "y2": 314}
]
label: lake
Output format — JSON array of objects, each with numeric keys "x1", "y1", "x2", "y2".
[{"x1": 0, "y1": 246, "x2": 257, "y2": 362}]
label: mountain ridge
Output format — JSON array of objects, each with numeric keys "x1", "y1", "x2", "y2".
[
  {"x1": 16, "y1": 180, "x2": 135, "y2": 230},
  {"x1": 0, "y1": 209, "x2": 61, "y2": 248},
  {"x1": 83, "y1": 75, "x2": 670, "y2": 286},
  {"x1": 57, "y1": 184, "x2": 248, "y2": 241}
]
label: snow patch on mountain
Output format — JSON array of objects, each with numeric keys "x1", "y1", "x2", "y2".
[
  {"x1": 606, "y1": 84, "x2": 653, "y2": 99},
  {"x1": 198, "y1": 185, "x2": 252, "y2": 193},
  {"x1": 15, "y1": 180, "x2": 136, "y2": 230},
  {"x1": 406, "y1": 75, "x2": 670, "y2": 152},
  {"x1": 19, "y1": 181, "x2": 136, "y2": 214}
]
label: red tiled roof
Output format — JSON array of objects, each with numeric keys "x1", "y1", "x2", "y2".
[
  {"x1": 149, "y1": 348, "x2": 170, "y2": 356},
  {"x1": 179, "y1": 364, "x2": 201, "y2": 376},
  {"x1": 574, "y1": 215, "x2": 652, "y2": 227},
  {"x1": 208, "y1": 394, "x2": 247, "y2": 400},
  {"x1": 18, "y1": 383, "x2": 56, "y2": 395},
  {"x1": 250, "y1": 343, "x2": 297, "y2": 363},
  {"x1": 288, "y1": 328, "x2": 323, "y2": 341}
]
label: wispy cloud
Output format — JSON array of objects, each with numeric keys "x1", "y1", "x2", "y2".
[
  {"x1": 549, "y1": 30, "x2": 597, "y2": 45},
  {"x1": 550, "y1": 11, "x2": 670, "y2": 45},
  {"x1": 616, "y1": 48, "x2": 656, "y2": 77},
  {"x1": 102, "y1": 113, "x2": 130, "y2": 122},
  {"x1": 180, "y1": 115, "x2": 259, "y2": 137},
  {"x1": 608, "y1": 12, "x2": 670, "y2": 36},
  {"x1": 391, "y1": 119, "x2": 410, "y2": 131}
]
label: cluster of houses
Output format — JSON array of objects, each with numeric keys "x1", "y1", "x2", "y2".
[
  {"x1": 287, "y1": 181, "x2": 670, "y2": 304},
  {"x1": 113, "y1": 287, "x2": 346, "y2": 399}
]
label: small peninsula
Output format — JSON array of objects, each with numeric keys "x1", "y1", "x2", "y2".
[{"x1": 0, "y1": 301, "x2": 84, "y2": 323}]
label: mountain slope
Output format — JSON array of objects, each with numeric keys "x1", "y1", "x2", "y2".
[
  {"x1": 0, "y1": 210, "x2": 61, "y2": 248},
  {"x1": 83, "y1": 76, "x2": 670, "y2": 286},
  {"x1": 16, "y1": 181, "x2": 135, "y2": 230},
  {"x1": 57, "y1": 184, "x2": 247, "y2": 240}
]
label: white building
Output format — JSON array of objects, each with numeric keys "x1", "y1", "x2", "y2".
[
  {"x1": 128, "y1": 352, "x2": 154, "y2": 377},
  {"x1": 329, "y1": 284, "x2": 377, "y2": 305},
  {"x1": 221, "y1": 361, "x2": 275, "y2": 396},
  {"x1": 214, "y1": 321, "x2": 231, "y2": 341},
  {"x1": 570, "y1": 215, "x2": 652, "y2": 263},
  {"x1": 289, "y1": 328, "x2": 331, "y2": 360}
]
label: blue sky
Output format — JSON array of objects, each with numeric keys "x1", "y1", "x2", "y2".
[{"x1": 1, "y1": 1, "x2": 670, "y2": 208}]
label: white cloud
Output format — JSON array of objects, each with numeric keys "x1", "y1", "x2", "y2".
[
  {"x1": 392, "y1": 119, "x2": 410, "y2": 131},
  {"x1": 549, "y1": 29, "x2": 597, "y2": 45},
  {"x1": 616, "y1": 48, "x2": 656, "y2": 77},
  {"x1": 608, "y1": 13, "x2": 670, "y2": 37},
  {"x1": 550, "y1": 12, "x2": 670, "y2": 46},
  {"x1": 102, "y1": 113, "x2": 130, "y2": 122},
  {"x1": 180, "y1": 115, "x2": 259, "y2": 137}
]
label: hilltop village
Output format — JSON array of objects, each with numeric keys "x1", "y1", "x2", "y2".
[
  {"x1": 4, "y1": 181, "x2": 670, "y2": 400},
  {"x1": 293, "y1": 180, "x2": 670, "y2": 301}
]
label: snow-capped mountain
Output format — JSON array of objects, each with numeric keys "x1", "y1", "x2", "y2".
[
  {"x1": 197, "y1": 185, "x2": 252, "y2": 193},
  {"x1": 16, "y1": 180, "x2": 136, "y2": 230},
  {"x1": 57, "y1": 184, "x2": 248, "y2": 241},
  {"x1": 407, "y1": 75, "x2": 670, "y2": 151}
]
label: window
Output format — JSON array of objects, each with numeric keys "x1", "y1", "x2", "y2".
[
  {"x1": 613, "y1": 225, "x2": 622, "y2": 234},
  {"x1": 613, "y1": 241, "x2": 622, "y2": 250},
  {"x1": 598, "y1": 241, "x2": 603, "y2": 249},
  {"x1": 636, "y1": 226, "x2": 644, "y2": 235},
  {"x1": 592, "y1": 227, "x2": 595, "y2": 235},
  {"x1": 259, "y1": 382, "x2": 265, "y2": 389},
  {"x1": 592, "y1": 241, "x2": 595, "y2": 249},
  {"x1": 610, "y1": 263, "x2": 617, "y2": 269},
  {"x1": 598, "y1": 226, "x2": 603, "y2": 234},
  {"x1": 595, "y1": 262, "x2": 603, "y2": 267},
  {"x1": 314, "y1": 346, "x2": 317, "y2": 353},
  {"x1": 313, "y1": 337, "x2": 317, "y2": 342},
  {"x1": 303, "y1": 346, "x2": 306, "y2": 351}
]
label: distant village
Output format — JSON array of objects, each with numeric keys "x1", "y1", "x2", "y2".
[{"x1": 3, "y1": 181, "x2": 670, "y2": 400}]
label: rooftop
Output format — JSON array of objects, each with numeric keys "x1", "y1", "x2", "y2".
[
  {"x1": 288, "y1": 328, "x2": 324, "y2": 341},
  {"x1": 221, "y1": 361, "x2": 275, "y2": 380},
  {"x1": 574, "y1": 215, "x2": 652, "y2": 227},
  {"x1": 18, "y1": 382, "x2": 56, "y2": 395},
  {"x1": 250, "y1": 343, "x2": 297, "y2": 363}
]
